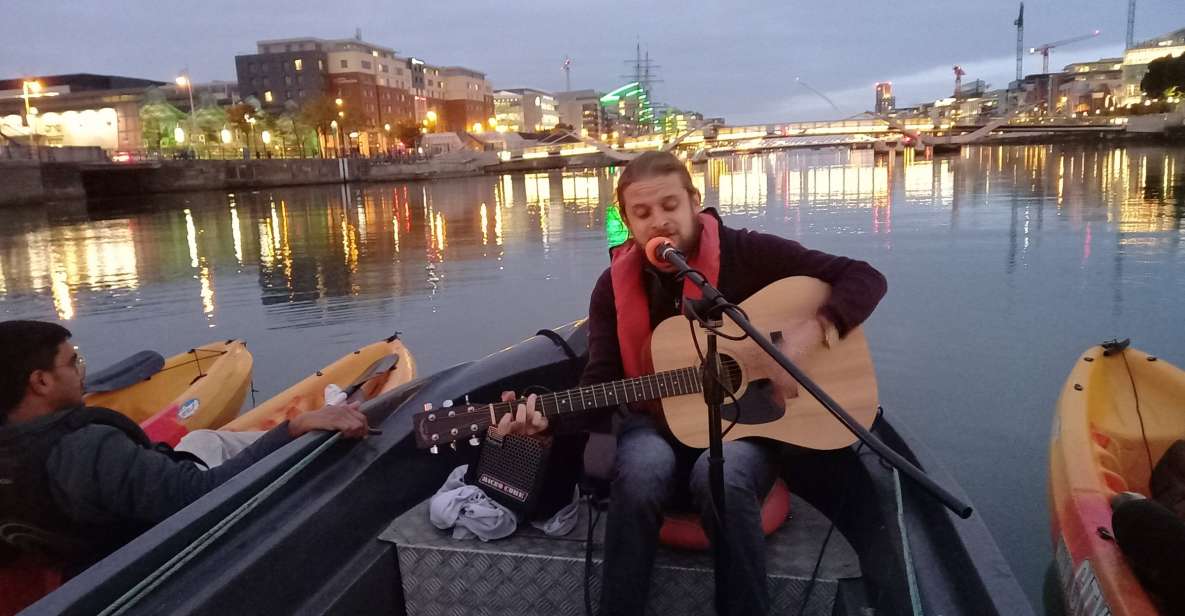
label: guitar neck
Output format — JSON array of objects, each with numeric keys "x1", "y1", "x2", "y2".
[
  {"x1": 475, "y1": 367, "x2": 703, "y2": 427},
  {"x1": 415, "y1": 367, "x2": 705, "y2": 448}
]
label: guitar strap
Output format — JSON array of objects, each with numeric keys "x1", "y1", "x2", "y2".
[{"x1": 610, "y1": 211, "x2": 721, "y2": 397}]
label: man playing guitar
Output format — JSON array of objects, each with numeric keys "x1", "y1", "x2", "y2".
[{"x1": 496, "y1": 151, "x2": 887, "y2": 616}]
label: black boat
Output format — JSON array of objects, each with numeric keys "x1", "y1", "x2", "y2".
[{"x1": 24, "y1": 321, "x2": 1033, "y2": 615}]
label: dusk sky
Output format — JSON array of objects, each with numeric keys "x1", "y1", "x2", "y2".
[{"x1": 3, "y1": 1, "x2": 1182, "y2": 123}]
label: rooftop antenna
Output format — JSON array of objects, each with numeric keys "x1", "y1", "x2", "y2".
[{"x1": 562, "y1": 56, "x2": 572, "y2": 91}]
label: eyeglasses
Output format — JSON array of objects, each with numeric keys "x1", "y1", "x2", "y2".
[{"x1": 60, "y1": 346, "x2": 86, "y2": 382}]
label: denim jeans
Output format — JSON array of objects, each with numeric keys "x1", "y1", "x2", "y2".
[{"x1": 600, "y1": 413, "x2": 777, "y2": 616}]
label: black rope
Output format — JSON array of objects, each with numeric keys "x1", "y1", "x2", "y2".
[
  {"x1": 583, "y1": 496, "x2": 602, "y2": 616},
  {"x1": 1119, "y1": 351, "x2": 1155, "y2": 477},
  {"x1": 797, "y1": 438, "x2": 868, "y2": 616}
]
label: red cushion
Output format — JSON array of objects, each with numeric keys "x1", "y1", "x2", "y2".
[
  {"x1": 659, "y1": 477, "x2": 791, "y2": 551},
  {"x1": 0, "y1": 559, "x2": 61, "y2": 616}
]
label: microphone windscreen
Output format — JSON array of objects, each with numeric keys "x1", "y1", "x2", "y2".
[{"x1": 644, "y1": 236, "x2": 678, "y2": 272}]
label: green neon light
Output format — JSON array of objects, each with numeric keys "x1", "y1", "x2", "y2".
[{"x1": 605, "y1": 204, "x2": 629, "y2": 249}]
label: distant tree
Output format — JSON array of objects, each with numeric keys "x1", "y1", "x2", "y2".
[
  {"x1": 1140, "y1": 54, "x2": 1185, "y2": 99},
  {"x1": 139, "y1": 87, "x2": 186, "y2": 153},
  {"x1": 193, "y1": 92, "x2": 228, "y2": 156},
  {"x1": 300, "y1": 94, "x2": 339, "y2": 156}
]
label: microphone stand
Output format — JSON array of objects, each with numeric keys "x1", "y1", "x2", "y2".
[
  {"x1": 660, "y1": 243, "x2": 974, "y2": 521},
  {"x1": 691, "y1": 301, "x2": 729, "y2": 616}
]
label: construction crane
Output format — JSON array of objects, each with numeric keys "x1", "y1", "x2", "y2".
[
  {"x1": 1126, "y1": 0, "x2": 1136, "y2": 49},
  {"x1": 1014, "y1": 3, "x2": 1024, "y2": 81},
  {"x1": 1029, "y1": 30, "x2": 1101, "y2": 73},
  {"x1": 953, "y1": 65, "x2": 966, "y2": 97}
]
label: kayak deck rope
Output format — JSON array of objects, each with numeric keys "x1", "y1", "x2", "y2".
[
  {"x1": 1119, "y1": 350, "x2": 1155, "y2": 478},
  {"x1": 97, "y1": 432, "x2": 342, "y2": 616}
]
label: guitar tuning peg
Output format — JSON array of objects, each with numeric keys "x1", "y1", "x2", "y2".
[
  {"x1": 464, "y1": 394, "x2": 471, "y2": 404},
  {"x1": 429, "y1": 445, "x2": 439, "y2": 455},
  {"x1": 449, "y1": 442, "x2": 457, "y2": 451},
  {"x1": 469, "y1": 436, "x2": 480, "y2": 447},
  {"x1": 442, "y1": 400, "x2": 454, "y2": 408}
]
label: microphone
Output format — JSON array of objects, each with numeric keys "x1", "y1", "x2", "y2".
[{"x1": 644, "y1": 236, "x2": 683, "y2": 273}]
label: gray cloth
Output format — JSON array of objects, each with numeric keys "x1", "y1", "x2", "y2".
[
  {"x1": 429, "y1": 465, "x2": 517, "y2": 541},
  {"x1": 46, "y1": 422, "x2": 293, "y2": 526},
  {"x1": 530, "y1": 486, "x2": 581, "y2": 537},
  {"x1": 176, "y1": 430, "x2": 266, "y2": 469}
]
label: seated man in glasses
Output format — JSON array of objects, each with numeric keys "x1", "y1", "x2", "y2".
[{"x1": 0, "y1": 319, "x2": 371, "y2": 577}]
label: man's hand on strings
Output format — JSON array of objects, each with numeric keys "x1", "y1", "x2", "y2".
[{"x1": 493, "y1": 391, "x2": 549, "y2": 436}]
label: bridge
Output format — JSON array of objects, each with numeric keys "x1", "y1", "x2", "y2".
[{"x1": 489, "y1": 111, "x2": 1130, "y2": 169}]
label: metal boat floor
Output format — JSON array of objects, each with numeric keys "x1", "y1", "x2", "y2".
[{"x1": 381, "y1": 493, "x2": 860, "y2": 616}]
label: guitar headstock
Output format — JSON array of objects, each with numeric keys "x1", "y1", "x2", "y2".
[{"x1": 412, "y1": 399, "x2": 489, "y2": 453}]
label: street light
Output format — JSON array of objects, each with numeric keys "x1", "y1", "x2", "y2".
[
  {"x1": 331, "y1": 119, "x2": 341, "y2": 158},
  {"x1": 246, "y1": 115, "x2": 257, "y2": 158},
  {"x1": 22, "y1": 80, "x2": 42, "y2": 157},
  {"x1": 175, "y1": 71, "x2": 197, "y2": 156}
]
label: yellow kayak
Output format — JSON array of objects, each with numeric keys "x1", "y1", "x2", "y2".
[
  {"x1": 222, "y1": 335, "x2": 415, "y2": 432},
  {"x1": 1049, "y1": 341, "x2": 1185, "y2": 616},
  {"x1": 85, "y1": 340, "x2": 253, "y2": 435}
]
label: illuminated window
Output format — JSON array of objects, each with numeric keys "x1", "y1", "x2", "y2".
[
  {"x1": 294, "y1": 59, "x2": 303, "y2": 71},
  {"x1": 264, "y1": 91, "x2": 273, "y2": 102},
  {"x1": 372, "y1": 50, "x2": 379, "y2": 57},
  {"x1": 318, "y1": 60, "x2": 324, "y2": 70}
]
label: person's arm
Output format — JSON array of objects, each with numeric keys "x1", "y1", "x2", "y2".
[
  {"x1": 579, "y1": 269, "x2": 625, "y2": 386},
  {"x1": 48, "y1": 424, "x2": 292, "y2": 525},
  {"x1": 48, "y1": 404, "x2": 369, "y2": 525},
  {"x1": 734, "y1": 229, "x2": 887, "y2": 336}
]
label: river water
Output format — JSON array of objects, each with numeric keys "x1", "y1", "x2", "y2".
[{"x1": 2, "y1": 144, "x2": 1183, "y2": 607}]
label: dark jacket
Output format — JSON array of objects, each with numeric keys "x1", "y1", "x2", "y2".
[
  {"x1": 0, "y1": 406, "x2": 291, "y2": 572},
  {"x1": 580, "y1": 209, "x2": 888, "y2": 389}
]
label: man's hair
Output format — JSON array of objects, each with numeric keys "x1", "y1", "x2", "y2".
[
  {"x1": 615, "y1": 151, "x2": 701, "y2": 219},
  {"x1": 0, "y1": 320, "x2": 72, "y2": 421}
]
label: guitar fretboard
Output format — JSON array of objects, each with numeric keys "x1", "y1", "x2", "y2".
[{"x1": 462, "y1": 366, "x2": 704, "y2": 429}]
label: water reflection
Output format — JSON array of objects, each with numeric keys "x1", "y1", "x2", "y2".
[
  {"x1": 1, "y1": 145, "x2": 1183, "y2": 605},
  {"x1": 0, "y1": 145, "x2": 1181, "y2": 331}
]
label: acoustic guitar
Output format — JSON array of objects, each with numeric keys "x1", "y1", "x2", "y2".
[{"x1": 413, "y1": 277, "x2": 878, "y2": 452}]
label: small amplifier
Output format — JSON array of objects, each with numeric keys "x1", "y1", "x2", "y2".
[{"x1": 467, "y1": 428, "x2": 552, "y2": 517}]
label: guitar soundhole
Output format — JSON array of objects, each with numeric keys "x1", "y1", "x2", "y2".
[{"x1": 719, "y1": 355, "x2": 742, "y2": 395}]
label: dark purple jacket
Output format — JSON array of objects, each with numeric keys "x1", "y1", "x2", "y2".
[{"x1": 579, "y1": 209, "x2": 887, "y2": 389}]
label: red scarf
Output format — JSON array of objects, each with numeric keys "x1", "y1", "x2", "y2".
[{"x1": 610, "y1": 212, "x2": 721, "y2": 384}]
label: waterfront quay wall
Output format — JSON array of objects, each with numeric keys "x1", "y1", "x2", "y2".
[{"x1": 0, "y1": 155, "x2": 494, "y2": 206}]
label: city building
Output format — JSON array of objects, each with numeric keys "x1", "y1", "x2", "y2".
[
  {"x1": 441, "y1": 66, "x2": 493, "y2": 133},
  {"x1": 657, "y1": 108, "x2": 704, "y2": 137},
  {"x1": 554, "y1": 89, "x2": 607, "y2": 135},
  {"x1": 1120, "y1": 27, "x2": 1185, "y2": 104},
  {"x1": 0, "y1": 73, "x2": 165, "y2": 150},
  {"x1": 493, "y1": 88, "x2": 558, "y2": 132},
  {"x1": 1059, "y1": 58, "x2": 1123, "y2": 115},
  {"x1": 599, "y1": 82, "x2": 653, "y2": 136},
  {"x1": 236, "y1": 34, "x2": 441, "y2": 155},
  {"x1": 874, "y1": 82, "x2": 895, "y2": 114}
]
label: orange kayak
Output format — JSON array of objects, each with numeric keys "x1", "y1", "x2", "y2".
[
  {"x1": 85, "y1": 340, "x2": 253, "y2": 443},
  {"x1": 222, "y1": 335, "x2": 415, "y2": 432},
  {"x1": 1049, "y1": 342, "x2": 1185, "y2": 616}
]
